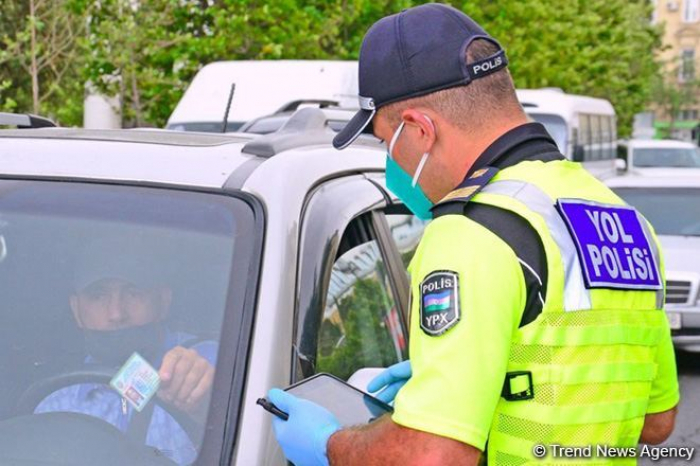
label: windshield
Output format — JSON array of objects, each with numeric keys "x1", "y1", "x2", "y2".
[
  {"x1": 0, "y1": 181, "x2": 257, "y2": 465},
  {"x1": 612, "y1": 187, "x2": 700, "y2": 236},
  {"x1": 526, "y1": 113, "x2": 568, "y2": 152},
  {"x1": 633, "y1": 147, "x2": 700, "y2": 168}
]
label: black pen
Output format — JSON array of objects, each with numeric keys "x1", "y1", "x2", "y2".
[{"x1": 256, "y1": 397, "x2": 289, "y2": 421}]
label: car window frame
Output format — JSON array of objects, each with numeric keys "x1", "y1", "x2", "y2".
[
  {"x1": 0, "y1": 175, "x2": 265, "y2": 466},
  {"x1": 295, "y1": 173, "x2": 412, "y2": 382},
  {"x1": 368, "y1": 173, "x2": 428, "y2": 322}
]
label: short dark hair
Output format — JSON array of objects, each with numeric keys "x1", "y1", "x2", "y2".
[{"x1": 379, "y1": 39, "x2": 522, "y2": 130}]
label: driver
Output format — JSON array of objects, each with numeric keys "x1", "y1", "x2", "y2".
[{"x1": 34, "y1": 237, "x2": 216, "y2": 465}]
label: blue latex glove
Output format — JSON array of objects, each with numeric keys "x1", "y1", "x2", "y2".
[
  {"x1": 366, "y1": 360, "x2": 412, "y2": 404},
  {"x1": 267, "y1": 388, "x2": 341, "y2": 466}
]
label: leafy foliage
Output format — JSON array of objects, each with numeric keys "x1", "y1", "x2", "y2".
[
  {"x1": 0, "y1": 0, "x2": 85, "y2": 122},
  {"x1": 650, "y1": 56, "x2": 700, "y2": 137},
  {"x1": 459, "y1": 0, "x2": 662, "y2": 136},
  {"x1": 0, "y1": 0, "x2": 662, "y2": 133},
  {"x1": 317, "y1": 278, "x2": 400, "y2": 381}
]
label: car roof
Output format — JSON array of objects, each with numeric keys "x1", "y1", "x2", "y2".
[
  {"x1": 0, "y1": 125, "x2": 385, "y2": 190},
  {"x1": 0, "y1": 128, "x2": 253, "y2": 146},
  {"x1": 0, "y1": 128, "x2": 258, "y2": 188},
  {"x1": 622, "y1": 138, "x2": 697, "y2": 149},
  {"x1": 605, "y1": 173, "x2": 700, "y2": 188}
]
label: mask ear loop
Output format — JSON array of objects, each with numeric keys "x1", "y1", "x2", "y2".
[
  {"x1": 411, "y1": 115, "x2": 436, "y2": 187},
  {"x1": 412, "y1": 152, "x2": 430, "y2": 187},
  {"x1": 388, "y1": 121, "x2": 405, "y2": 159}
]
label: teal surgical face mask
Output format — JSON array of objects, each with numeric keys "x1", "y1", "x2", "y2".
[{"x1": 386, "y1": 119, "x2": 434, "y2": 220}]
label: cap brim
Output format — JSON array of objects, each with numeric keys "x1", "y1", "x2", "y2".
[{"x1": 333, "y1": 108, "x2": 376, "y2": 150}]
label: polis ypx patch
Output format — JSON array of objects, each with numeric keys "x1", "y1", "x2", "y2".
[
  {"x1": 557, "y1": 200, "x2": 662, "y2": 290},
  {"x1": 420, "y1": 270, "x2": 460, "y2": 336}
]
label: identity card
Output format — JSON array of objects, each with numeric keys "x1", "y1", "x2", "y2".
[{"x1": 110, "y1": 352, "x2": 161, "y2": 412}]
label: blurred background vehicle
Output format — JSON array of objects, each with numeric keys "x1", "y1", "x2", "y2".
[
  {"x1": 238, "y1": 101, "x2": 350, "y2": 135},
  {"x1": 516, "y1": 88, "x2": 618, "y2": 179},
  {"x1": 0, "y1": 112, "x2": 57, "y2": 129},
  {"x1": 236, "y1": 87, "x2": 620, "y2": 180},
  {"x1": 164, "y1": 62, "x2": 619, "y2": 183},
  {"x1": 606, "y1": 175, "x2": 700, "y2": 352},
  {"x1": 165, "y1": 60, "x2": 358, "y2": 133},
  {"x1": 616, "y1": 138, "x2": 700, "y2": 175}
]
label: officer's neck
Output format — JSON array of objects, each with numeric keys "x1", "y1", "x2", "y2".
[{"x1": 429, "y1": 115, "x2": 529, "y2": 202}]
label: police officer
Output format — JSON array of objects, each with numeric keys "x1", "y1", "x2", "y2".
[{"x1": 268, "y1": 4, "x2": 679, "y2": 465}]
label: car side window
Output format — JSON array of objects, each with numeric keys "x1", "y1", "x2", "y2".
[
  {"x1": 316, "y1": 219, "x2": 407, "y2": 380},
  {"x1": 385, "y1": 214, "x2": 429, "y2": 271}
]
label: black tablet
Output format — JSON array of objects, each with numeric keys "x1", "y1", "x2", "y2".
[{"x1": 285, "y1": 373, "x2": 393, "y2": 426}]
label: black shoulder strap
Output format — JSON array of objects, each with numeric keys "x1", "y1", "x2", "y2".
[
  {"x1": 432, "y1": 164, "x2": 549, "y2": 328},
  {"x1": 462, "y1": 203, "x2": 547, "y2": 327}
]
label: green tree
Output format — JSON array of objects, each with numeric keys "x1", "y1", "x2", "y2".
[
  {"x1": 0, "y1": 0, "x2": 664, "y2": 132},
  {"x1": 0, "y1": 0, "x2": 85, "y2": 123},
  {"x1": 81, "y1": 0, "x2": 199, "y2": 127},
  {"x1": 456, "y1": 0, "x2": 662, "y2": 137},
  {"x1": 80, "y1": 0, "x2": 417, "y2": 127},
  {"x1": 651, "y1": 57, "x2": 700, "y2": 138},
  {"x1": 317, "y1": 278, "x2": 400, "y2": 380}
]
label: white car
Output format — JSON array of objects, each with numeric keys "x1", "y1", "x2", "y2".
[
  {"x1": 0, "y1": 109, "x2": 421, "y2": 465},
  {"x1": 616, "y1": 139, "x2": 700, "y2": 176},
  {"x1": 606, "y1": 175, "x2": 700, "y2": 351}
]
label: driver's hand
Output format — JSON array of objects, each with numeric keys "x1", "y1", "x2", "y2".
[{"x1": 157, "y1": 346, "x2": 214, "y2": 422}]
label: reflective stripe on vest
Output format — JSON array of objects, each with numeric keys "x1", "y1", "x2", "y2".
[
  {"x1": 479, "y1": 179, "x2": 664, "y2": 311},
  {"x1": 465, "y1": 164, "x2": 668, "y2": 465}
]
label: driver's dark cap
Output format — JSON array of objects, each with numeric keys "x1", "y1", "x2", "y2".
[
  {"x1": 333, "y1": 3, "x2": 508, "y2": 150},
  {"x1": 73, "y1": 237, "x2": 167, "y2": 292}
]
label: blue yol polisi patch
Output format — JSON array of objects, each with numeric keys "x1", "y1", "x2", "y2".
[
  {"x1": 419, "y1": 270, "x2": 460, "y2": 336},
  {"x1": 557, "y1": 200, "x2": 662, "y2": 290}
]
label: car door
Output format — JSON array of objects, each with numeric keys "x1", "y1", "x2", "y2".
[
  {"x1": 295, "y1": 174, "x2": 410, "y2": 383},
  {"x1": 296, "y1": 173, "x2": 430, "y2": 384},
  {"x1": 367, "y1": 173, "x2": 430, "y2": 327},
  {"x1": 253, "y1": 173, "x2": 427, "y2": 466}
]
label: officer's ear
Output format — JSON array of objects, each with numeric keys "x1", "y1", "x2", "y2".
[{"x1": 400, "y1": 109, "x2": 437, "y2": 153}]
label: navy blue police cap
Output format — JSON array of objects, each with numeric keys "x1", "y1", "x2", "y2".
[{"x1": 333, "y1": 3, "x2": 508, "y2": 150}]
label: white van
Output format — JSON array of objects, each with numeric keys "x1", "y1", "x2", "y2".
[
  {"x1": 166, "y1": 60, "x2": 358, "y2": 132},
  {"x1": 517, "y1": 89, "x2": 617, "y2": 179}
]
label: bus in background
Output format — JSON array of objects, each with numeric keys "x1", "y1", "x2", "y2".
[{"x1": 516, "y1": 89, "x2": 617, "y2": 179}]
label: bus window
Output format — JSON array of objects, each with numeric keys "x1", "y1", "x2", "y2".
[
  {"x1": 608, "y1": 117, "x2": 617, "y2": 159},
  {"x1": 517, "y1": 89, "x2": 617, "y2": 179},
  {"x1": 526, "y1": 113, "x2": 568, "y2": 154},
  {"x1": 590, "y1": 115, "x2": 601, "y2": 161},
  {"x1": 578, "y1": 114, "x2": 591, "y2": 161},
  {"x1": 600, "y1": 115, "x2": 614, "y2": 160}
]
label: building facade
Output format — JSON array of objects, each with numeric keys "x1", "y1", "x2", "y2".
[{"x1": 653, "y1": 0, "x2": 700, "y2": 142}]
